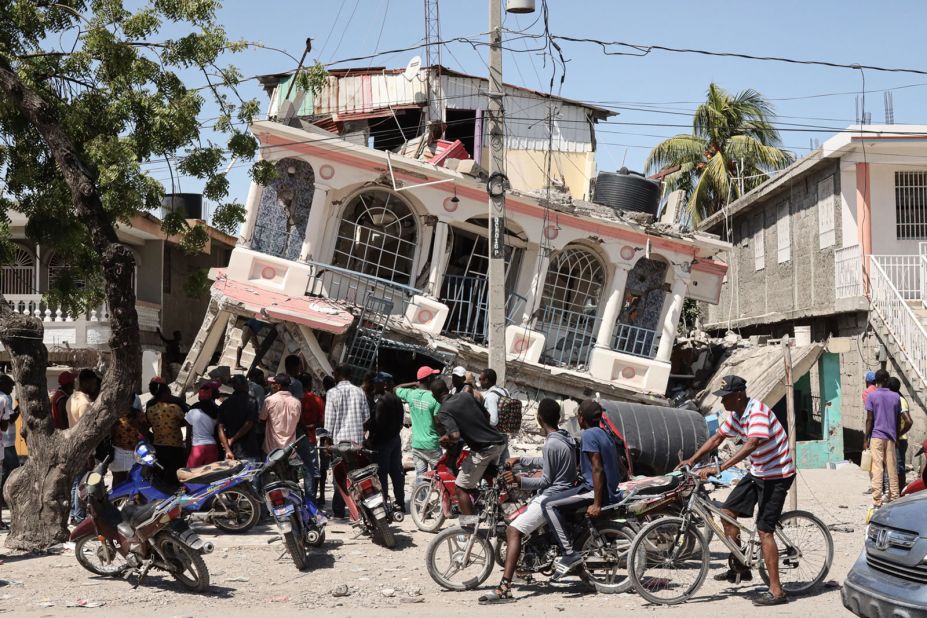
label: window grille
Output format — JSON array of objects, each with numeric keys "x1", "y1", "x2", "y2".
[
  {"x1": 333, "y1": 190, "x2": 418, "y2": 285},
  {"x1": 895, "y1": 171, "x2": 927, "y2": 240},
  {"x1": 0, "y1": 245, "x2": 35, "y2": 295}
]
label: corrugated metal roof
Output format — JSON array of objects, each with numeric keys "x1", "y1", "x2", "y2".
[{"x1": 697, "y1": 342, "x2": 825, "y2": 415}]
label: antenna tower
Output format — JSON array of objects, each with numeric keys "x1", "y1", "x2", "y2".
[{"x1": 424, "y1": 0, "x2": 443, "y2": 134}]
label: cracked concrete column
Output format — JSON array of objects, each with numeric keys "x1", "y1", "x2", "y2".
[
  {"x1": 426, "y1": 221, "x2": 449, "y2": 298},
  {"x1": 519, "y1": 246, "x2": 551, "y2": 324},
  {"x1": 595, "y1": 263, "x2": 632, "y2": 349},
  {"x1": 655, "y1": 268, "x2": 691, "y2": 362}
]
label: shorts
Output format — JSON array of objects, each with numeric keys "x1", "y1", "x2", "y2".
[
  {"x1": 722, "y1": 473, "x2": 795, "y2": 533},
  {"x1": 511, "y1": 495, "x2": 546, "y2": 535},
  {"x1": 456, "y1": 443, "x2": 506, "y2": 490},
  {"x1": 111, "y1": 446, "x2": 135, "y2": 473}
]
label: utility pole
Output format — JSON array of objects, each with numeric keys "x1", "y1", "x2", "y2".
[
  {"x1": 487, "y1": 0, "x2": 507, "y2": 383},
  {"x1": 782, "y1": 334, "x2": 798, "y2": 510}
]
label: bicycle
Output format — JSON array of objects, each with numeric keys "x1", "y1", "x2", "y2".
[{"x1": 627, "y1": 462, "x2": 834, "y2": 605}]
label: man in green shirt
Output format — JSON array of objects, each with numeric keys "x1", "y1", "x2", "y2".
[{"x1": 396, "y1": 366, "x2": 443, "y2": 482}]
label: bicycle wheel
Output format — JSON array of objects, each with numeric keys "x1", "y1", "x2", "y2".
[
  {"x1": 758, "y1": 510, "x2": 833, "y2": 595},
  {"x1": 580, "y1": 524, "x2": 636, "y2": 594},
  {"x1": 628, "y1": 516, "x2": 710, "y2": 605},
  {"x1": 425, "y1": 526, "x2": 494, "y2": 591}
]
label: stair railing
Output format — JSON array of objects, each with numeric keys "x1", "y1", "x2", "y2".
[{"x1": 869, "y1": 256, "x2": 927, "y2": 385}]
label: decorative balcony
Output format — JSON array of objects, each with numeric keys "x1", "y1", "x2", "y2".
[
  {"x1": 440, "y1": 274, "x2": 526, "y2": 343},
  {"x1": 612, "y1": 322, "x2": 658, "y2": 359}
]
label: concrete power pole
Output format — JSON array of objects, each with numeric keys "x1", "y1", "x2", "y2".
[{"x1": 487, "y1": 0, "x2": 507, "y2": 383}]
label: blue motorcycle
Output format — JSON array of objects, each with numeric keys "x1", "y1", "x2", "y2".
[
  {"x1": 110, "y1": 443, "x2": 263, "y2": 534},
  {"x1": 260, "y1": 435, "x2": 327, "y2": 570}
]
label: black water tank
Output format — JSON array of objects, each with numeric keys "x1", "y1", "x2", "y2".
[
  {"x1": 600, "y1": 401, "x2": 708, "y2": 476},
  {"x1": 593, "y1": 167, "x2": 661, "y2": 216},
  {"x1": 161, "y1": 193, "x2": 203, "y2": 219}
]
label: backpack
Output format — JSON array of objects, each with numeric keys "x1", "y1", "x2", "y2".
[
  {"x1": 491, "y1": 387, "x2": 523, "y2": 434},
  {"x1": 599, "y1": 413, "x2": 633, "y2": 481}
]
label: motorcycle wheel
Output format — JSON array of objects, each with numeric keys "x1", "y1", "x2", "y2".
[
  {"x1": 374, "y1": 516, "x2": 396, "y2": 549},
  {"x1": 74, "y1": 534, "x2": 127, "y2": 577},
  {"x1": 210, "y1": 489, "x2": 261, "y2": 533},
  {"x1": 158, "y1": 533, "x2": 210, "y2": 592},
  {"x1": 426, "y1": 526, "x2": 494, "y2": 591},
  {"x1": 307, "y1": 528, "x2": 326, "y2": 548},
  {"x1": 283, "y1": 515, "x2": 309, "y2": 570},
  {"x1": 579, "y1": 524, "x2": 636, "y2": 594},
  {"x1": 410, "y1": 481, "x2": 446, "y2": 533}
]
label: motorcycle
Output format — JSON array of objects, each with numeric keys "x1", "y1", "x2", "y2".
[
  {"x1": 109, "y1": 442, "x2": 262, "y2": 533},
  {"x1": 410, "y1": 445, "x2": 469, "y2": 533},
  {"x1": 71, "y1": 456, "x2": 213, "y2": 591},
  {"x1": 425, "y1": 464, "x2": 637, "y2": 594},
  {"x1": 901, "y1": 438, "x2": 927, "y2": 496},
  {"x1": 329, "y1": 440, "x2": 403, "y2": 548},
  {"x1": 260, "y1": 436, "x2": 327, "y2": 570}
]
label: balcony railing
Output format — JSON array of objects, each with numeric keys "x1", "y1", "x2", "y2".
[
  {"x1": 871, "y1": 255, "x2": 922, "y2": 300},
  {"x1": 3, "y1": 295, "x2": 160, "y2": 332},
  {"x1": 440, "y1": 274, "x2": 526, "y2": 343},
  {"x1": 305, "y1": 261, "x2": 420, "y2": 316},
  {"x1": 834, "y1": 245, "x2": 863, "y2": 300},
  {"x1": 612, "y1": 322, "x2": 657, "y2": 359},
  {"x1": 536, "y1": 306, "x2": 598, "y2": 370}
]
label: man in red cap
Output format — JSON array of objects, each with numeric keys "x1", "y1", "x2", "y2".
[
  {"x1": 50, "y1": 371, "x2": 75, "y2": 431},
  {"x1": 396, "y1": 366, "x2": 442, "y2": 482}
]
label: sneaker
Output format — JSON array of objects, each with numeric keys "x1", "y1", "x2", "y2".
[
  {"x1": 551, "y1": 552, "x2": 583, "y2": 581},
  {"x1": 713, "y1": 568, "x2": 753, "y2": 584},
  {"x1": 753, "y1": 592, "x2": 788, "y2": 606}
]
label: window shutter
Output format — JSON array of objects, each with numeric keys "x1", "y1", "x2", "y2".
[
  {"x1": 777, "y1": 201, "x2": 791, "y2": 263},
  {"x1": 753, "y1": 214, "x2": 765, "y2": 271},
  {"x1": 818, "y1": 176, "x2": 836, "y2": 248}
]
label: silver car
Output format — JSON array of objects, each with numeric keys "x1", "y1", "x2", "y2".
[{"x1": 843, "y1": 492, "x2": 927, "y2": 617}]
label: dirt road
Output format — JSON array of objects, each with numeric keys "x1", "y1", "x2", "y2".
[{"x1": 0, "y1": 466, "x2": 868, "y2": 617}]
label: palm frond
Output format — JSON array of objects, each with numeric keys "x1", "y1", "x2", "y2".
[
  {"x1": 644, "y1": 134, "x2": 707, "y2": 174},
  {"x1": 724, "y1": 135, "x2": 793, "y2": 171}
]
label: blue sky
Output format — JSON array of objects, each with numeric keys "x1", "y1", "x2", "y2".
[{"x1": 163, "y1": 0, "x2": 927, "y2": 220}]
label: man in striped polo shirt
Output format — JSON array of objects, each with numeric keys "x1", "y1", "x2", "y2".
[{"x1": 679, "y1": 375, "x2": 795, "y2": 607}]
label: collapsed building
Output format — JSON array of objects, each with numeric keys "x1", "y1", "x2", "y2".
[{"x1": 173, "y1": 66, "x2": 731, "y2": 407}]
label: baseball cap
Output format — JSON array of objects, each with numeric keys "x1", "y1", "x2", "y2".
[
  {"x1": 865, "y1": 371, "x2": 876, "y2": 383},
  {"x1": 268, "y1": 373, "x2": 291, "y2": 387},
  {"x1": 230, "y1": 375, "x2": 248, "y2": 388},
  {"x1": 372, "y1": 371, "x2": 394, "y2": 384},
  {"x1": 451, "y1": 366, "x2": 467, "y2": 378},
  {"x1": 416, "y1": 366, "x2": 440, "y2": 381},
  {"x1": 712, "y1": 375, "x2": 747, "y2": 397},
  {"x1": 57, "y1": 371, "x2": 76, "y2": 386}
]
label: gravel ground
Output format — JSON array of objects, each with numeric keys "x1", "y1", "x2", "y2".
[{"x1": 0, "y1": 465, "x2": 868, "y2": 617}]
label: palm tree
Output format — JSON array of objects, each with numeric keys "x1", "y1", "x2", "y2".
[{"x1": 645, "y1": 83, "x2": 794, "y2": 225}]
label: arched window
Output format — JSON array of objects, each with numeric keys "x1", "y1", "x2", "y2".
[
  {"x1": 0, "y1": 244, "x2": 35, "y2": 295},
  {"x1": 332, "y1": 189, "x2": 417, "y2": 284},
  {"x1": 537, "y1": 246, "x2": 606, "y2": 368},
  {"x1": 47, "y1": 250, "x2": 84, "y2": 290},
  {"x1": 251, "y1": 158, "x2": 315, "y2": 260}
]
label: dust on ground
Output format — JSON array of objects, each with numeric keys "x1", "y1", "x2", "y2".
[{"x1": 0, "y1": 466, "x2": 868, "y2": 617}]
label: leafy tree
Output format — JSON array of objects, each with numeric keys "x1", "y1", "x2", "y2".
[
  {"x1": 0, "y1": 0, "x2": 325, "y2": 550},
  {"x1": 645, "y1": 83, "x2": 794, "y2": 225}
]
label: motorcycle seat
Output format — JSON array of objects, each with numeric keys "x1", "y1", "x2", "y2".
[
  {"x1": 347, "y1": 464, "x2": 379, "y2": 483},
  {"x1": 619, "y1": 474, "x2": 681, "y2": 496},
  {"x1": 121, "y1": 500, "x2": 161, "y2": 527},
  {"x1": 176, "y1": 460, "x2": 244, "y2": 484}
]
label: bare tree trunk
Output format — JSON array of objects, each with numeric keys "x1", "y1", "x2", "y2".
[{"x1": 0, "y1": 60, "x2": 141, "y2": 550}]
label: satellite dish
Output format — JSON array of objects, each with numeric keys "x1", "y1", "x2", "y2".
[{"x1": 404, "y1": 56, "x2": 422, "y2": 80}]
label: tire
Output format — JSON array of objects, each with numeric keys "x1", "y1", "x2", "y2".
[
  {"x1": 210, "y1": 489, "x2": 261, "y2": 533},
  {"x1": 74, "y1": 534, "x2": 126, "y2": 577},
  {"x1": 425, "y1": 526, "x2": 494, "y2": 591},
  {"x1": 628, "y1": 516, "x2": 710, "y2": 605},
  {"x1": 283, "y1": 515, "x2": 309, "y2": 570},
  {"x1": 307, "y1": 529, "x2": 326, "y2": 548},
  {"x1": 158, "y1": 533, "x2": 210, "y2": 592},
  {"x1": 758, "y1": 510, "x2": 834, "y2": 595},
  {"x1": 410, "y1": 481, "x2": 446, "y2": 533},
  {"x1": 375, "y1": 516, "x2": 396, "y2": 549},
  {"x1": 579, "y1": 524, "x2": 636, "y2": 594}
]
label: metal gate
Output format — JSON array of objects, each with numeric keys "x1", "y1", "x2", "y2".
[{"x1": 341, "y1": 293, "x2": 394, "y2": 383}]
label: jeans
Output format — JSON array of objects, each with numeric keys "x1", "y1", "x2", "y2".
[
  {"x1": 871, "y1": 437, "x2": 899, "y2": 505},
  {"x1": 541, "y1": 487, "x2": 595, "y2": 555},
  {"x1": 1, "y1": 446, "x2": 19, "y2": 508},
  {"x1": 70, "y1": 477, "x2": 86, "y2": 523},
  {"x1": 412, "y1": 447, "x2": 442, "y2": 484},
  {"x1": 375, "y1": 435, "x2": 405, "y2": 509}
]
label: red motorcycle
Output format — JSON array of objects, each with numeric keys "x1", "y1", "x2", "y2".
[
  {"x1": 410, "y1": 446, "x2": 470, "y2": 533},
  {"x1": 328, "y1": 440, "x2": 404, "y2": 548},
  {"x1": 901, "y1": 438, "x2": 927, "y2": 496}
]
